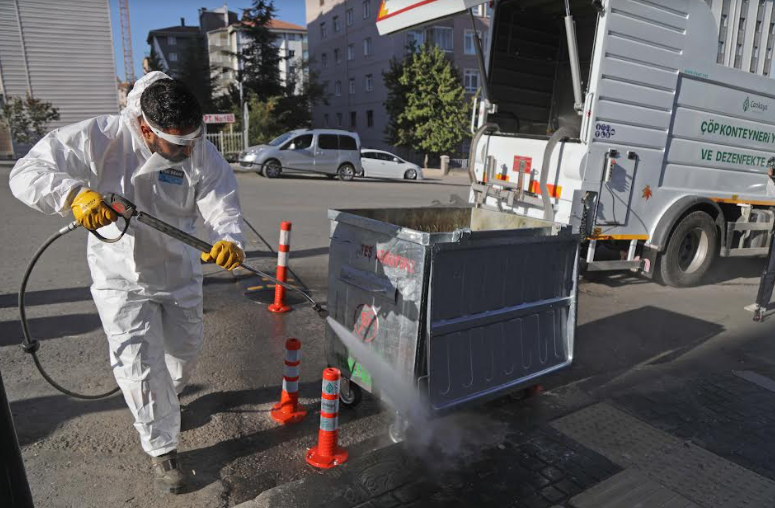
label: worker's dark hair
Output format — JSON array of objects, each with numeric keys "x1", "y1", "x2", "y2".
[{"x1": 140, "y1": 78, "x2": 202, "y2": 130}]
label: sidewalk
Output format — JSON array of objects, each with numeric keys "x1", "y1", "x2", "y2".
[{"x1": 236, "y1": 303, "x2": 775, "y2": 508}]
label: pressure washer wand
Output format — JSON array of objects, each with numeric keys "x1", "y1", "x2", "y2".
[{"x1": 112, "y1": 196, "x2": 328, "y2": 319}]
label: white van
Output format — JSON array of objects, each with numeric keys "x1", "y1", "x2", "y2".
[{"x1": 239, "y1": 129, "x2": 363, "y2": 181}]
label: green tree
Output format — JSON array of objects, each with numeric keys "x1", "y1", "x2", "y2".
[
  {"x1": 239, "y1": 0, "x2": 284, "y2": 101},
  {"x1": 246, "y1": 94, "x2": 288, "y2": 145},
  {"x1": 178, "y1": 42, "x2": 216, "y2": 112},
  {"x1": 383, "y1": 44, "x2": 470, "y2": 167},
  {"x1": 1, "y1": 95, "x2": 60, "y2": 145},
  {"x1": 144, "y1": 46, "x2": 165, "y2": 73},
  {"x1": 275, "y1": 57, "x2": 328, "y2": 131}
]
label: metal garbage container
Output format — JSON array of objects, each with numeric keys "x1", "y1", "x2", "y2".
[{"x1": 325, "y1": 206, "x2": 579, "y2": 415}]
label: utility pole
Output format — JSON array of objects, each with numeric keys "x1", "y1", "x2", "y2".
[{"x1": 118, "y1": 0, "x2": 136, "y2": 83}]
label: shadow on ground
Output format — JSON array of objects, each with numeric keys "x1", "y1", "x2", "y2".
[{"x1": 550, "y1": 305, "x2": 725, "y2": 389}]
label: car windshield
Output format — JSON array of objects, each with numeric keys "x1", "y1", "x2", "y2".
[{"x1": 268, "y1": 132, "x2": 294, "y2": 147}]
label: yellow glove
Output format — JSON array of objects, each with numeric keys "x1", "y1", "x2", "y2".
[
  {"x1": 201, "y1": 240, "x2": 244, "y2": 270},
  {"x1": 70, "y1": 189, "x2": 117, "y2": 231}
]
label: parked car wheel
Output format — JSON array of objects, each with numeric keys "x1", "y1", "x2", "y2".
[
  {"x1": 658, "y1": 211, "x2": 718, "y2": 287},
  {"x1": 404, "y1": 168, "x2": 418, "y2": 180},
  {"x1": 338, "y1": 163, "x2": 356, "y2": 182},
  {"x1": 263, "y1": 159, "x2": 282, "y2": 179}
]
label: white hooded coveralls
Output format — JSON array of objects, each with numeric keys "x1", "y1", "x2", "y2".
[{"x1": 9, "y1": 72, "x2": 245, "y2": 456}]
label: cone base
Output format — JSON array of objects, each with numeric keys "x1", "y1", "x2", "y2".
[
  {"x1": 268, "y1": 303, "x2": 292, "y2": 313},
  {"x1": 270, "y1": 403, "x2": 307, "y2": 425},
  {"x1": 305, "y1": 445, "x2": 348, "y2": 469}
]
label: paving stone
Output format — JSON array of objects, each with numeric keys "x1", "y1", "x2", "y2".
[
  {"x1": 615, "y1": 373, "x2": 775, "y2": 482},
  {"x1": 570, "y1": 470, "x2": 699, "y2": 508},
  {"x1": 552, "y1": 403, "x2": 775, "y2": 508},
  {"x1": 540, "y1": 486, "x2": 566, "y2": 504}
]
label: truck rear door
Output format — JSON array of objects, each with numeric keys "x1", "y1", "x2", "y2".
[{"x1": 376, "y1": 0, "x2": 487, "y2": 35}]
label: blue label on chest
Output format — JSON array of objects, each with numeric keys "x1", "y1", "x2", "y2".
[{"x1": 158, "y1": 168, "x2": 185, "y2": 185}]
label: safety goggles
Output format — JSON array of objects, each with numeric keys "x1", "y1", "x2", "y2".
[{"x1": 141, "y1": 111, "x2": 204, "y2": 147}]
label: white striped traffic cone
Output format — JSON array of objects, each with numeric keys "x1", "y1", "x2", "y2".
[
  {"x1": 270, "y1": 338, "x2": 306, "y2": 425},
  {"x1": 306, "y1": 368, "x2": 348, "y2": 469},
  {"x1": 268, "y1": 221, "x2": 292, "y2": 313}
]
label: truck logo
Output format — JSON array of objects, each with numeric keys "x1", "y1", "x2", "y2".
[{"x1": 744, "y1": 96, "x2": 768, "y2": 113}]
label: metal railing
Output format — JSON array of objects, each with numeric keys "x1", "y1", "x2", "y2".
[{"x1": 206, "y1": 131, "x2": 244, "y2": 158}]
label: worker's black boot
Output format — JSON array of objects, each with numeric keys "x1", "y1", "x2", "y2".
[{"x1": 151, "y1": 450, "x2": 185, "y2": 494}]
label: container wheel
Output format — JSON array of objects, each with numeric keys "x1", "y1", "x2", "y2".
[
  {"x1": 659, "y1": 211, "x2": 718, "y2": 287},
  {"x1": 388, "y1": 413, "x2": 408, "y2": 443},
  {"x1": 339, "y1": 378, "x2": 362, "y2": 408}
]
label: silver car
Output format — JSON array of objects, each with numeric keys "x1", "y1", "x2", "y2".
[{"x1": 238, "y1": 129, "x2": 363, "y2": 181}]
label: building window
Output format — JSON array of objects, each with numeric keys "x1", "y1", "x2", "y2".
[
  {"x1": 168, "y1": 36, "x2": 176, "y2": 45},
  {"x1": 321, "y1": 22, "x2": 327, "y2": 38},
  {"x1": 718, "y1": 40, "x2": 725, "y2": 54},
  {"x1": 334, "y1": 48, "x2": 341, "y2": 63},
  {"x1": 333, "y1": 16, "x2": 340, "y2": 32},
  {"x1": 768, "y1": 47, "x2": 773, "y2": 59},
  {"x1": 289, "y1": 50, "x2": 295, "y2": 58},
  {"x1": 367, "y1": 110, "x2": 374, "y2": 127},
  {"x1": 350, "y1": 111, "x2": 357, "y2": 127},
  {"x1": 323, "y1": 80, "x2": 330, "y2": 93},
  {"x1": 721, "y1": 14, "x2": 728, "y2": 27},
  {"x1": 324, "y1": 114, "x2": 329, "y2": 127},
  {"x1": 740, "y1": 17, "x2": 747, "y2": 30},
  {"x1": 465, "y1": 30, "x2": 485, "y2": 55},
  {"x1": 464, "y1": 69, "x2": 480, "y2": 93},
  {"x1": 320, "y1": 0, "x2": 324, "y2": 5},
  {"x1": 406, "y1": 30, "x2": 425, "y2": 51},
  {"x1": 348, "y1": 44, "x2": 355, "y2": 60},
  {"x1": 738, "y1": 43, "x2": 744, "y2": 56},
  {"x1": 349, "y1": 78, "x2": 355, "y2": 94},
  {"x1": 322, "y1": 52, "x2": 328, "y2": 67},
  {"x1": 363, "y1": 37, "x2": 372, "y2": 56},
  {"x1": 757, "y1": 20, "x2": 763, "y2": 32},
  {"x1": 347, "y1": 8, "x2": 354, "y2": 26},
  {"x1": 365, "y1": 74, "x2": 373, "y2": 92},
  {"x1": 431, "y1": 27, "x2": 453, "y2": 52},
  {"x1": 363, "y1": 0, "x2": 371, "y2": 19},
  {"x1": 169, "y1": 52, "x2": 178, "y2": 62},
  {"x1": 336, "y1": 112, "x2": 343, "y2": 126},
  {"x1": 335, "y1": 81, "x2": 342, "y2": 96},
  {"x1": 472, "y1": 4, "x2": 493, "y2": 17}
]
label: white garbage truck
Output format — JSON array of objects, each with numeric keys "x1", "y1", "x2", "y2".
[{"x1": 377, "y1": 0, "x2": 775, "y2": 286}]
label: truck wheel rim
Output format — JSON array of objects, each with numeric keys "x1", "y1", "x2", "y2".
[{"x1": 678, "y1": 228, "x2": 709, "y2": 274}]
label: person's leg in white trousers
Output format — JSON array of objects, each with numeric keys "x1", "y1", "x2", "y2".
[{"x1": 92, "y1": 289, "x2": 203, "y2": 457}]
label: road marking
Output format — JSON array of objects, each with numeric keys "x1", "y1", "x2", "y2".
[
  {"x1": 552, "y1": 403, "x2": 775, "y2": 508},
  {"x1": 733, "y1": 370, "x2": 775, "y2": 394}
]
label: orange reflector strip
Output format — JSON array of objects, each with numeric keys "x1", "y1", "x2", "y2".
[{"x1": 530, "y1": 181, "x2": 562, "y2": 198}]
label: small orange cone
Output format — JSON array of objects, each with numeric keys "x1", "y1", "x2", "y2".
[
  {"x1": 306, "y1": 368, "x2": 348, "y2": 469},
  {"x1": 270, "y1": 338, "x2": 306, "y2": 424}
]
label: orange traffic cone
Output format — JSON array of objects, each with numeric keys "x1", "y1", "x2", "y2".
[
  {"x1": 306, "y1": 368, "x2": 348, "y2": 469},
  {"x1": 268, "y1": 221, "x2": 292, "y2": 313},
  {"x1": 270, "y1": 338, "x2": 306, "y2": 424}
]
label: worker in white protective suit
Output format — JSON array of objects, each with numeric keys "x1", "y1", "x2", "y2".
[{"x1": 9, "y1": 72, "x2": 245, "y2": 494}]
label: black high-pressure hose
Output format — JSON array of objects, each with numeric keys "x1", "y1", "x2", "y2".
[
  {"x1": 19, "y1": 221, "x2": 121, "y2": 400},
  {"x1": 19, "y1": 201, "x2": 329, "y2": 400}
]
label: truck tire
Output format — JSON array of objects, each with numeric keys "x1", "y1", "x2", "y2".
[{"x1": 659, "y1": 211, "x2": 718, "y2": 287}]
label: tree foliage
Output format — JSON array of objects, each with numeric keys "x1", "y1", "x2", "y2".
[
  {"x1": 178, "y1": 42, "x2": 216, "y2": 112},
  {"x1": 145, "y1": 46, "x2": 165, "y2": 73},
  {"x1": 239, "y1": 0, "x2": 284, "y2": 101},
  {"x1": 383, "y1": 44, "x2": 470, "y2": 164},
  {"x1": 1, "y1": 95, "x2": 60, "y2": 145}
]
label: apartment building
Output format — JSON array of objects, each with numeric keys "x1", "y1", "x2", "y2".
[
  {"x1": 706, "y1": 0, "x2": 775, "y2": 76},
  {"x1": 306, "y1": 0, "x2": 491, "y2": 153},
  {"x1": 0, "y1": 0, "x2": 118, "y2": 158},
  {"x1": 208, "y1": 19, "x2": 308, "y2": 96}
]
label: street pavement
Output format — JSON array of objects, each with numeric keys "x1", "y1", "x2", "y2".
[{"x1": 3, "y1": 163, "x2": 775, "y2": 507}]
